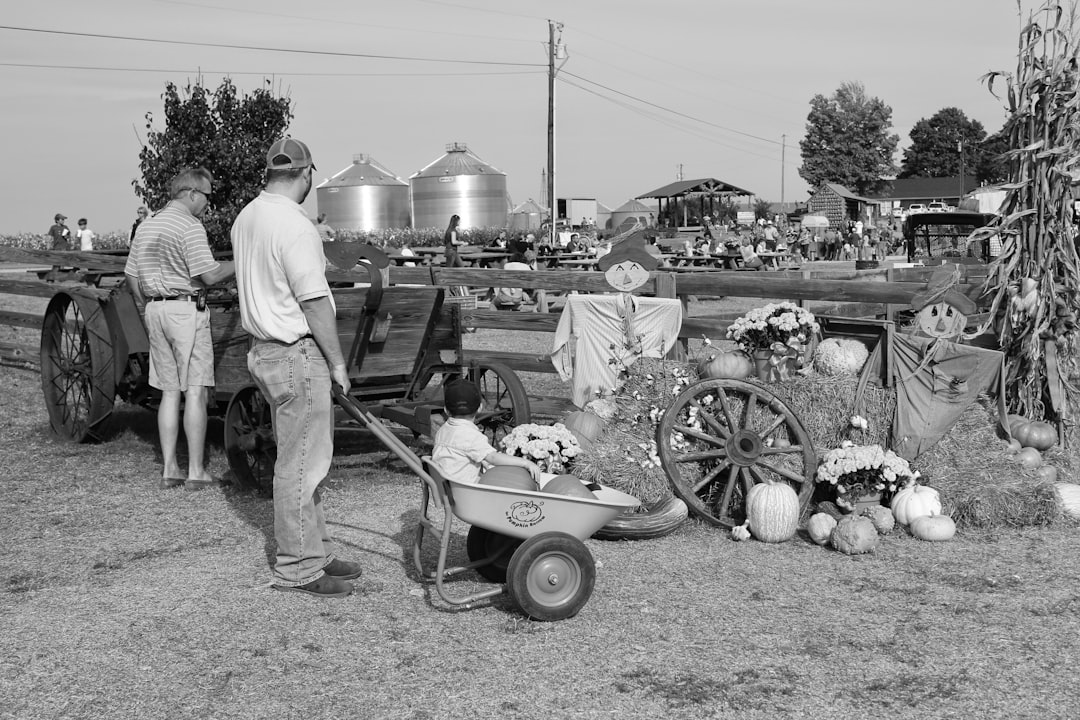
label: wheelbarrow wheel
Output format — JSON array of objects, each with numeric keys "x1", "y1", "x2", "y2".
[
  {"x1": 224, "y1": 385, "x2": 276, "y2": 496},
  {"x1": 506, "y1": 532, "x2": 595, "y2": 622},
  {"x1": 657, "y1": 378, "x2": 815, "y2": 529},
  {"x1": 470, "y1": 362, "x2": 530, "y2": 445},
  {"x1": 39, "y1": 290, "x2": 115, "y2": 442},
  {"x1": 466, "y1": 526, "x2": 522, "y2": 583}
]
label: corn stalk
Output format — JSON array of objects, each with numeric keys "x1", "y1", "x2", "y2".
[{"x1": 974, "y1": 0, "x2": 1080, "y2": 424}]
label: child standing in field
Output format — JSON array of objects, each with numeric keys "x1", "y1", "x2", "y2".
[{"x1": 432, "y1": 379, "x2": 541, "y2": 485}]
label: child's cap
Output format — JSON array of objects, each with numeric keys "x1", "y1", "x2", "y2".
[{"x1": 444, "y1": 379, "x2": 482, "y2": 415}]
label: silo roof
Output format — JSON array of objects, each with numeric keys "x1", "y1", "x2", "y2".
[
  {"x1": 316, "y1": 154, "x2": 407, "y2": 189},
  {"x1": 410, "y1": 142, "x2": 506, "y2": 179}
]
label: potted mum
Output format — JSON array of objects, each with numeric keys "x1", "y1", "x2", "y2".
[
  {"x1": 501, "y1": 422, "x2": 581, "y2": 474},
  {"x1": 726, "y1": 301, "x2": 820, "y2": 381},
  {"x1": 815, "y1": 442, "x2": 919, "y2": 512}
]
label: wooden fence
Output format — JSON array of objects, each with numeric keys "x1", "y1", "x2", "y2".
[{"x1": 0, "y1": 245, "x2": 993, "y2": 381}]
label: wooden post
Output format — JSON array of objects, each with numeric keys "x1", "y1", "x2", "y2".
[{"x1": 655, "y1": 272, "x2": 687, "y2": 361}]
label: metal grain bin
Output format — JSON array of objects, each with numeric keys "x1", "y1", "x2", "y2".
[
  {"x1": 410, "y1": 142, "x2": 508, "y2": 230},
  {"x1": 316, "y1": 154, "x2": 410, "y2": 232}
]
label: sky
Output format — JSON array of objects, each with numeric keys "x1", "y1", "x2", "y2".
[{"x1": 0, "y1": 0, "x2": 1047, "y2": 235}]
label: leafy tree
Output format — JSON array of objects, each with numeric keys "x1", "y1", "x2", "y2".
[
  {"x1": 898, "y1": 107, "x2": 986, "y2": 178},
  {"x1": 752, "y1": 197, "x2": 773, "y2": 220},
  {"x1": 133, "y1": 78, "x2": 293, "y2": 249},
  {"x1": 974, "y1": 129, "x2": 1010, "y2": 184},
  {"x1": 798, "y1": 82, "x2": 899, "y2": 196}
]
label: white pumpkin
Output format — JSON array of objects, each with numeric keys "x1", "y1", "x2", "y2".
[
  {"x1": 806, "y1": 513, "x2": 837, "y2": 545},
  {"x1": 813, "y1": 337, "x2": 869, "y2": 376},
  {"x1": 890, "y1": 485, "x2": 942, "y2": 525},
  {"x1": 909, "y1": 515, "x2": 956, "y2": 542},
  {"x1": 1054, "y1": 482, "x2": 1080, "y2": 520}
]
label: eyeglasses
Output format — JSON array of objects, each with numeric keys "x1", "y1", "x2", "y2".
[{"x1": 180, "y1": 187, "x2": 211, "y2": 199}]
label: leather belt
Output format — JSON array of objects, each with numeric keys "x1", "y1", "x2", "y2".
[
  {"x1": 254, "y1": 334, "x2": 314, "y2": 346},
  {"x1": 148, "y1": 295, "x2": 194, "y2": 302}
]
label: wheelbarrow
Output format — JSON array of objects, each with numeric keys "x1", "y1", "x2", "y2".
[{"x1": 332, "y1": 388, "x2": 640, "y2": 621}]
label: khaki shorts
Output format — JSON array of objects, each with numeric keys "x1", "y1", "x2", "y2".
[{"x1": 144, "y1": 302, "x2": 215, "y2": 391}]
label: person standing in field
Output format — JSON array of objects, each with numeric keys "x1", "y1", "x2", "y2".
[
  {"x1": 124, "y1": 167, "x2": 234, "y2": 491},
  {"x1": 314, "y1": 212, "x2": 335, "y2": 242},
  {"x1": 48, "y1": 213, "x2": 71, "y2": 250},
  {"x1": 232, "y1": 137, "x2": 363, "y2": 599},
  {"x1": 443, "y1": 213, "x2": 464, "y2": 267},
  {"x1": 130, "y1": 206, "x2": 148, "y2": 245},
  {"x1": 75, "y1": 218, "x2": 95, "y2": 251}
]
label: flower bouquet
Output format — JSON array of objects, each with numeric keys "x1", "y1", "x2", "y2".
[
  {"x1": 726, "y1": 301, "x2": 819, "y2": 381},
  {"x1": 815, "y1": 442, "x2": 919, "y2": 511},
  {"x1": 501, "y1": 422, "x2": 581, "y2": 474}
]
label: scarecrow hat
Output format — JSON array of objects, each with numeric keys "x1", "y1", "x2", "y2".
[
  {"x1": 910, "y1": 266, "x2": 977, "y2": 315},
  {"x1": 597, "y1": 237, "x2": 658, "y2": 273}
]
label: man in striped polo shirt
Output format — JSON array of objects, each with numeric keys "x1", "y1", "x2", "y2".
[{"x1": 125, "y1": 167, "x2": 234, "y2": 490}]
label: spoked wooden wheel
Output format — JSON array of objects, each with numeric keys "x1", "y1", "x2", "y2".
[
  {"x1": 657, "y1": 378, "x2": 816, "y2": 529},
  {"x1": 224, "y1": 386, "x2": 276, "y2": 496},
  {"x1": 469, "y1": 362, "x2": 530, "y2": 445},
  {"x1": 39, "y1": 291, "x2": 115, "y2": 442}
]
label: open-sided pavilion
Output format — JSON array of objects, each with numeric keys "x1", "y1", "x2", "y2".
[{"x1": 636, "y1": 177, "x2": 755, "y2": 227}]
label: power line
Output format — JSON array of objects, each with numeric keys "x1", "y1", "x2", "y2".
[
  {"x1": 0, "y1": 61, "x2": 541, "y2": 78},
  {"x1": 0, "y1": 24, "x2": 545, "y2": 67}
]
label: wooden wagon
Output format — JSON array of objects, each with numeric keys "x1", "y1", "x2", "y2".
[{"x1": 37, "y1": 245, "x2": 530, "y2": 495}]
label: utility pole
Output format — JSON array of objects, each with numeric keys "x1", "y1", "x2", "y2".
[
  {"x1": 957, "y1": 138, "x2": 965, "y2": 204},
  {"x1": 781, "y1": 134, "x2": 786, "y2": 206},
  {"x1": 546, "y1": 21, "x2": 564, "y2": 249}
]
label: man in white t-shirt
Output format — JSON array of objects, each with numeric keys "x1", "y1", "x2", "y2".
[
  {"x1": 231, "y1": 136, "x2": 362, "y2": 600},
  {"x1": 76, "y1": 218, "x2": 95, "y2": 251}
]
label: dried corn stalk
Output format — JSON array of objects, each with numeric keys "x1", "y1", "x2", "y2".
[{"x1": 973, "y1": 1, "x2": 1080, "y2": 423}]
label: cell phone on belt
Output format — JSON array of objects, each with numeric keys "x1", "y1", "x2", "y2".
[{"x1": 196, "y1": 291, "x2": 207, "y2": 311}]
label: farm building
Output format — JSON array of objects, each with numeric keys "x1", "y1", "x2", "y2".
[{"x1": 806, "y1": 183, "x2": 877, "y2": 229}]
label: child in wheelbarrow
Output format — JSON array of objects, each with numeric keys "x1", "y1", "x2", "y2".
[
  {"x1": 432, "y1": 381, "x2": 599, "y2": 498},
  {"x1": 433, "y1": 379, "x2": 542, "y2": 485}
]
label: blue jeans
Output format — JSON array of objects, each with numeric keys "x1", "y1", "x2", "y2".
[{"x1": 247, "y1": 338, "x2": 337, "y2": 586}]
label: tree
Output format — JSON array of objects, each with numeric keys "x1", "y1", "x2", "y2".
[
  {"x1": 798, "y1": 82, "x2": 899, "y2": 196},
  {"x1": 974, "y1": 129, "x2": 1010, "y2": 184},
  {"x1": 898, "y1": 107, "x2": 986, "y2": 178},
  {"x1": 133, "y1": 78, "x2": 293, "y2": 248}
]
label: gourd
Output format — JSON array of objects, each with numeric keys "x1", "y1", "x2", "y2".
[
  {"x1": 1015, "y1": 447, "x2": 1042, "y2": 469},
  {"x1": 479, "y1": 466, "x2": 537, "y2": 492},
  {"x1": 813, "y1": 337, "x2": 869, "y2": 376},
  {"x1": 1053, "y1": 482, "x2": 1080, "y2": 520},
  {"x1": 830, "y1": 515, "x2": 878, "y2": 554},
  {"x1": 890, "y1": 485, "x2": 942, "y2": 525},
  {"x1": 861, "y1": 505, "x2": 895, "y2": 534},
  {"x1": 806, "y1": 513, "x2": 837, "y2": 545},
  {"x1": 562, "y1": 411, "x2": 605, "y2": 444},
  {"x1": 542, "y1": 474, "x2": 596, "y2": 500},
  {"x1": 1036, "y1": 465, "x2": 1058, "y2": 483},
  {"x1": 697, "y1": 350, "x2": 753, "y2": 380},
  {"x1": 745, "y1": 480, "x2": 799, "y2": 543},
  {"x1": 1013, "y1": 420, "x2": 1057, "y2": 452},
  {"x1": 909, "y1": 514, "x2": 956, "y2": 542}
]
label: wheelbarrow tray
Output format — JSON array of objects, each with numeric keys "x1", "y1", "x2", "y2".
[{"x1": 446, "y1": 478, "x2": 640, "y2": 542}]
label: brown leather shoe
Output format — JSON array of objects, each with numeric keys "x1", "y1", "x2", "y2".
[
  {"x1": 273, "y1": 574, "x2": 353, "y2": 598},
  {"x1": 323, "y1": 558, "x2": 363, "y2": 580}
]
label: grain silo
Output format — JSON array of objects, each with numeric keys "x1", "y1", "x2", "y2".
[
  {"x1": 315, "y1": 154, "x2": 410, "y2": 232},
  {"x1": 410, "y1": 142, "x2": 508, "y2": 230}
]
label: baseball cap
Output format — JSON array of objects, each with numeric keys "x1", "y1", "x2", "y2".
[
  {"x1": 55, "y1": 213, "x2": 66, "y2": 221},
  {"x1": 266, "y1": 137, "x2": 316, "y2": 170},
  {"x1": 443, "y1": 379, "x2": 482, "y2": 416}
]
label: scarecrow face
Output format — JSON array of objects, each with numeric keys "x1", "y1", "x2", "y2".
[
  {"x1": 604, "y1": 260, "x2": 650, "y2": 291},
  {"x1": 917, "y1": 301, "x2": 967, "y2": 339}
]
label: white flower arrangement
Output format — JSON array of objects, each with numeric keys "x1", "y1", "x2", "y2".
[
  {"x1": 726, "y1": 301, "x2": 820, "y2": 353},
  {"x1": 815, "y1": 443, "x2": 919, "y2": 510},
  {"x1": 501, "y1": 422, "x2": 581, "y2": 473}
]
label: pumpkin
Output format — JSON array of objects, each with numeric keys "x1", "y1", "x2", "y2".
[
  {"x1": 861, "y1": 505, "x2": 895, "y2": 534},
  {"x1": 1015, "y1": 447, "x2": 1042, "y2": 469},
  {"x1": 890, "y1": 485, "x2": 942, "y2": 525},
  {"x1": 1005, "y1": 438, "x2": 1022, "y2": 454},
  {"x1": 1037, "y1": 465, "x2": 1058, "y2": 483},
  {"x1": 745, "y1": 480, "x2": 799, "y2": 543},
  {"x1": 542, "y1": 474, "x2": 596, "y2": 500},
  {"x1": 909, "y1": 514, "x2": 956, "y2": 542},
  {"x1": 830, "y1": 515, "x2": 878, "y2": 554},
  {"x1": 1053, "y1": 482, "x2": 1080, "y2": 520},
  {"x1": 698, "y1": 350, "x2": 753, "y2": 380},
  {"x1": 806, "y1": 513, "x2": 837, "y2": 545},
  {"x1": 479, "y1": 466, "x2": 537, "y2": 492},
  {"x1": 813, "y1": 337, "x2": 870, "y2": 376},
  {"x1": 1013, "y1": 420, "x2": 1057, "y2": 452},
  {"x1": 562, "y1": 411, "x2": 605, "y2": 444}
]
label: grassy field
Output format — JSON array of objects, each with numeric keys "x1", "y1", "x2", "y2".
[{"x1": 3, "y1": 333, "x2": 1080, "y2": 719}]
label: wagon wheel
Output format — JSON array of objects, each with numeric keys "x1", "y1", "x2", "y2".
[
  {"x1": 224, "y1": 386, "x2": 276, "y2": 496},
  {"x1": 466, "y1": 526, "x2": 522, "y2": 583},
  {"x1": 657, "y1": 378, "x2": 815, "y2": 530},
  {"x1": 506, "y1": 532, "x2": 596, "y2": 622},
  {"x1": 39, "y1": 291, "x2": 115, "y2": 442},
  {"x1": 469, "y1": 362, "x2": 530, "y2": 445}
]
